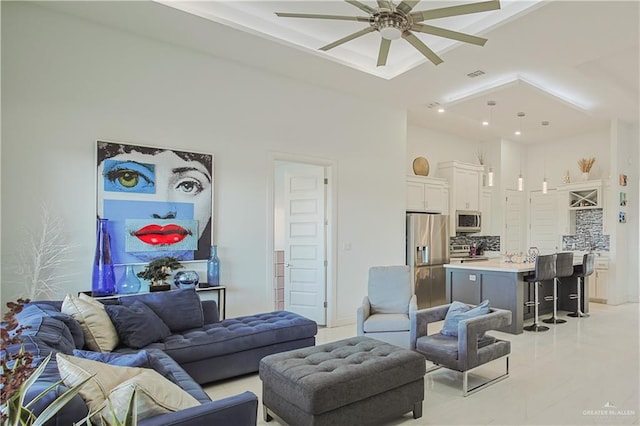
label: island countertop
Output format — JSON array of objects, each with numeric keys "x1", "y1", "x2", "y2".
[
  {"x1": 445, "y1": 256, "x2": 587, "y2": 273},
  {"x1": 444, "y1": 259, "x2": 536, "y2": 273}
]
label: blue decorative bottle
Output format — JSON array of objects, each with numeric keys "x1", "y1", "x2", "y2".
[
  {"x1": 207, "y1": 245, "x2": 220, "y2": 286},
  {"x1": 92, "y1": 218, "x2": 116, "y2": 296},
  {"x1": 117, "y1": 265, "x2": 141, "y2": 294}
]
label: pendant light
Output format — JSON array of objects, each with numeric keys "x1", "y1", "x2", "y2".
[
  {"x1": 515, "y1": 111, "x2": 525, "y2": 136},
  {"x1": 483, "y1": 101, "x2": 496, "y2": 187},
  {"x1": 517, "y1": 173, "x2": 524, "y2": 191},
  {"x1": 516, "y1": 112, "x2": 525, "y2": 191},
  {"x1": 541, "y1": 121, "x2": 550, "y2": 194},
  {"x1": 483, "y1": 100, "x2": 496, "y2": 126}
]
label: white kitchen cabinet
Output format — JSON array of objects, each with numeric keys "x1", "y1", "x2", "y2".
[
  {"x1": 454, "y1": 168, "x2": 481, "y2": 211},
  {"x1": 556, "y1": 180, "x2": 603, "y2": 238},
  {"x1": 406, "y1": 176, "x2": 448, "y2": 213},
  {"x1": 437, "y1": 161, "x2": 483, "y2": 236},
  {"x1": 479, "y1": 188, "x2": 492, "y2": 235},
  {"x1": 588, "y1": 257, "x2": 609, "y2": 303}
]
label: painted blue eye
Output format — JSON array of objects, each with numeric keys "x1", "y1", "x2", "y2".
[{"x1": 103, "y1": 160, "x2": 155, "y2": 194}]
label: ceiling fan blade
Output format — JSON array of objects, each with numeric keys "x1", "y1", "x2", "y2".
[
  {"x1": 396, "y1": 0, "x2": 421, "y2": 14},
  {"x1": 275, "y1": 12, "x2": 370, "y2": 22},
  {"x1": 411, "y1": 23, "x2": 488, "y2": 46},
  {"x1": 410, "y1": 0, "x2": 501, "y2": 22},
  {"x1": 320, "y1": 27, "x2": 376, "y2": 51},
  {"x1": 402, "y1": 31, "x2": 443, "y2": 65},
  {"x1": 377, "y1": 0, "x2": 394, "y2": 10},
  {"x1": 377, "y1": 38, "x2": 391, "y2": 66},
  {"x1": 345, "y1": 0, "x2": 375, "y2": 14}
]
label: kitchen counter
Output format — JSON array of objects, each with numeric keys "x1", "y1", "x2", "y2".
[
  {"x1": 445, "y1": 257, "x2": 583, "y2": 273},
  {"x1": 443, "y1": 258, "x2": 589, "y2": 334}
]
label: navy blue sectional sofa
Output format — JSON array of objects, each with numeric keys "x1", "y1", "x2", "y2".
[{"x1": 3, "y1": 288, "x2": 318, "y2": 425}]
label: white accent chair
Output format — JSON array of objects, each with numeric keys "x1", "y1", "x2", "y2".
[{"x1": 356, "y1": 265, "x2": 416, "y2": 348}]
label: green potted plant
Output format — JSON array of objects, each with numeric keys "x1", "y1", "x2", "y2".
[{"x1": 136, "y1": 257, "x2": 183, "y2": 292}]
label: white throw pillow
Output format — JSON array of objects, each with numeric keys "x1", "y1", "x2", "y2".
[
  {"x1": 56, "y1": 354, "x2": 199, "y2": 424},
  {"x1": 61, "y1": 293, "x2": 119, "y2": 352}
]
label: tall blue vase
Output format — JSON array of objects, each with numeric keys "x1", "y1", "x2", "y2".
[
  {"x1": 207, "y1": 245, "x2": 220, "y2": 286},
  {"x1": 92, "y1": 218, "x2": 116, "y2": 296}
]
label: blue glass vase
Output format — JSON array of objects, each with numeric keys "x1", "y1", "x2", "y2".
[
  {"x1": 207, "y1": 245, "x2": 220, "y2": 286},
  {"x1": 117, "y1": 265, "x2": 141, "y2": 294},
  {"x1": 92, "y1": 218, "x2": 116, "y2": 296}
]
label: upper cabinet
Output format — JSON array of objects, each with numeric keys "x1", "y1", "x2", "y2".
[
  {"x1": 556, "y1": 180, "x2": 604, "y2": 236},
  {"x1": 406, "y1": 176, "x2": 448, "y2": 213},
  {"x1": 558, "y1": 180, "x2": 602, "y2": 209},
  {"x1": 437, "y1": 161, "x2": 484, "y2": 236},
  {"x1": 438, "y1": 161, "x2": 483, "y2": 212}
]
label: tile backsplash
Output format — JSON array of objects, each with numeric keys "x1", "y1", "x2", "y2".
[
  {"x1": 562, "y1": 209, "x2": 610, "y2": 251},
  {"x1": 450, "y1": 235, "x2": 500, "y2": 251}
]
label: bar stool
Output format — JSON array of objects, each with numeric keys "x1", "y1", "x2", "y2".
[
  {"x1": 524, "y1": 254, "x2": 557, "y2": 332},
  {"x1": 543, "y1": 252, "x2": 573, "y2": 324},
  {"x1": 568, "y1": 253, "x2": 595, "y2": 318}
]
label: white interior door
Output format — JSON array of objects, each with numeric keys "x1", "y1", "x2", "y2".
[
  {"x1": 284, "y1": 165, "x2": 327, "y2": 325},
  {"x1": 504, "y1": 190, "x2": 525, "y2": 254},
  {"x1": 529, "y1": 190, "x2": 558, "y2": 254}
]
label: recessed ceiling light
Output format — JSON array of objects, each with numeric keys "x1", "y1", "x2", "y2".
[
  {"x1": 482, "y1": 121, "x2": 489, "y2": 126},
  {"x1": 437, "y1": 108, "x2": 445, "y2": 113},
  {"x1": 515, "y1": 130, "x2": 521, "y2": 135}
]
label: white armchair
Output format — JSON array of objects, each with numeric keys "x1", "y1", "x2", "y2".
[{"x1": 356, "y1": 265, "x2": 417, "y2": 348}]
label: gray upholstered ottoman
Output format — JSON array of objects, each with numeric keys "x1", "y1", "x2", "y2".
[{"x1": 259, "y1": 336, "x2": 426, "y2": 426}]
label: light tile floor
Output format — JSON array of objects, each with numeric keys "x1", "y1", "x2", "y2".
[{"x1": 205, "y1": 302, "x2": 639, "y2": 425}]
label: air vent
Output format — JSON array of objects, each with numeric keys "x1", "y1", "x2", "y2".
[
  {"x1": 467, "y1": 70, "x2": 486, "y2": 78},
  {"x1": 425, "y1": 102, "x2": 441, "y2": 108}
]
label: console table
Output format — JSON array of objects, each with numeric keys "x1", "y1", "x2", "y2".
[{"x1": 80, "y1": 284, "x2": 227, "y2": 320}]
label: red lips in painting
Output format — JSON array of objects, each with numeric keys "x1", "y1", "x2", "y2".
[{"x1": 133, "y1": 224, "x2": 192, "y2": 245}]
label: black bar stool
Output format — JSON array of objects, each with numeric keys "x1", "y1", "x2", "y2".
[
  {"x1": 568, "y1": 253, "x2": 595, "y2": 318},
  {"x1": 543, "y1": 252, "x2": 573, "y2": 324},
  {"x1": 524, "y1": 253, "x2": 557, "y2": 332}
]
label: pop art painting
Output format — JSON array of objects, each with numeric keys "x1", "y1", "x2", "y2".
[{"x1": 97, "y1": 141, "x2": 213, "y2": 264}]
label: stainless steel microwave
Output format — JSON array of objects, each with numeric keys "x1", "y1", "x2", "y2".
[{"x1": 455, "y1": 210, "x2": 481, "y2": 233}]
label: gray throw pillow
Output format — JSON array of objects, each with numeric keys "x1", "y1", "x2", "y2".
[
  {"x1": 105, "y1": 301, "x2": 171, "y2": 349},
  {"x1": 120, "y1": 288, "x2": 204, "y2": 332},
  {"x1": 441, "y1": 300, "x2": 490, "y2": 337}
]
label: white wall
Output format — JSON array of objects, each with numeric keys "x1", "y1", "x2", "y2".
[
  {"x1": 524, "y1": 129, "x2": 611, "y2": 190},
  {"x1": 407, "y1": 125, "x2": 481, "y2": 177},
  {"x1": 1, "y1": 2, "x2": 407, "y2": 324}
]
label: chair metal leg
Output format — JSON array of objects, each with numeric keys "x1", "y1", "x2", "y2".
[
  {"x1": 568, "y1": 277, "x2": 590, "y2": 318},
  {"x1": 462, "y1": 356, "x2": 510, "y2": 397},
  {"x1": 524, "y1": 281, "x2": 549, "y2": 332},
  {"x1": 543, "y1": 277, "x2": 567, "y2": 324}
]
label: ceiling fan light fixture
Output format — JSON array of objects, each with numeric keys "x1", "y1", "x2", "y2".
[{"x1": 379, "y1": 18, "x2": 404, "y2": 40}]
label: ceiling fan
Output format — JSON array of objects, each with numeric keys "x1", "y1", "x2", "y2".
[{"x1": 275, "y1": 0, "x2": 501, "y2": 66}]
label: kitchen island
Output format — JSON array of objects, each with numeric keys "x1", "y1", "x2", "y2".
[{"x1": 444, "y1": 259, "x2": 588, "y2": 334}]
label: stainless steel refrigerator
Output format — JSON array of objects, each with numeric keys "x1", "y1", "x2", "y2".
[{"x1": 406, "y1": 213, "x2": 450, "y2": 309}]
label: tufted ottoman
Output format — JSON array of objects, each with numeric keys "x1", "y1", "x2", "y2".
[{"x1": 259, "y1": 336, "x2": 426, "y2": 426}]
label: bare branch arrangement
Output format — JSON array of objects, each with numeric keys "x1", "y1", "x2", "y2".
[
  {"x1": 14, "y1": 203, "x2": 77, "y2": 300},
  {"x1": 578, "y1": 157, "x2": 595, "y2": 173}
]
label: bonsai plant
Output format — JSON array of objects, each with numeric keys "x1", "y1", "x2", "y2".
[{"x1": 136, "y1": 257, "x2": 183, "y2": 291}]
